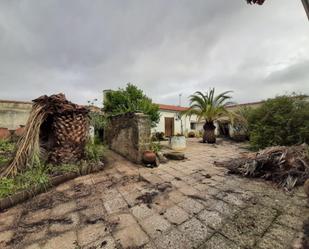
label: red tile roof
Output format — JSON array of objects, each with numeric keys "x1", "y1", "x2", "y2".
[{"x1": 157, "y1": 104, "x2": 189, "y2": 112}]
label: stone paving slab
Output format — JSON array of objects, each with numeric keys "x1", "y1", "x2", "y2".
[{"x1": 0, "y1": 138, "x2": 308, "y2": 249}]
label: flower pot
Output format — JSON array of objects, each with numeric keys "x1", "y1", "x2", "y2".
[
  {"x1": 14, "y1": 126, "x2": 25, "y2": 137},
  {"x1": 0, "y1": 128, "x2": 10, "y2": 140},
  {"x1": 142, "y1": 150, "x2": 156, "y2": 164},
  {"x1": 169, "y1": 136, "x2": 186, "y2": 150}
]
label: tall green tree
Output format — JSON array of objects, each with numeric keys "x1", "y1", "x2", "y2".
[
  {"x1": 103, "y1": 83, "x2": 160, "y2": 127},
  {"x1": 184, "y1": 88, "x2": 234, "y2": 143}
]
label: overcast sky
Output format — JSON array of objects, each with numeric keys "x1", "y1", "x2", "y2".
[{"x1": 0, "y1": 0, "x2": 308, "y2": 106}]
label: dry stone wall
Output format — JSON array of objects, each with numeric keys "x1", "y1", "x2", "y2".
[{"x1": 105, "y1": 112, "x2": 151, "y2": 163}]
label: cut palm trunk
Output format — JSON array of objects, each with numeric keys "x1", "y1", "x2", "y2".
[{"x1": 1, "y1": 93, "x2": 89, "y2": 177}]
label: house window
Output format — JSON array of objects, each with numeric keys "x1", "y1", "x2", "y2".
[{"x1": 190, "y1": 122, "x2": 196, "y2": 130}]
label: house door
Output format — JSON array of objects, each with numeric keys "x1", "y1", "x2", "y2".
[{"x1": 165, "y1": 117, "x2": 174, "y2": 137}]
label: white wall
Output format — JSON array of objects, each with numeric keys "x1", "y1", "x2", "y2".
[
  {"x1": 0, "y1": 101, "x2": 32, "y2": 130},
  {"x1": 152, "y1": 110, "x2": 200, "y2": 135}
]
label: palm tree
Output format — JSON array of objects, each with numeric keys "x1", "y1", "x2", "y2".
[{"x1": 184, "y1": 88, "x2": 234, "y2": 144}]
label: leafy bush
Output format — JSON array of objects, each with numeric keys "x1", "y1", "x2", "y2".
[
  {"x1": 104, "y1": 83, "x2": 160, "y2": 127},
  {"x1": 247, "y1": 95, "x2": 309, "y2": 150},
  {"x1": 89, "y1": 112, "x2": 106, "y2": 130}
]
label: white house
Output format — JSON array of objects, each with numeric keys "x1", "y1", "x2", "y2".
[
  {"x1": 152, "y1": 104, "x2": 199, "y2": 136},
  {"x1": 152, "y1": 101, "x2": 265, "y2": 139}
]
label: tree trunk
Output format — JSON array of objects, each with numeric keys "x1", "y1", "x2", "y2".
[{"x1": 203, "y1": 121, "x2": 216, "y2": 143}]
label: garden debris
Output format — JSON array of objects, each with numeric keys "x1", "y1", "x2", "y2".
[
  {"x1": 219, "y1": 144, "x2": 309, "y2": 190},
  {"x1": 163, "y1": 152, "x2": 185, "y2": 160},
  {"x1": 136, "y1": 191, "x2": 159, "y2": 207},
  {"x1": 1, "y1": 93, "x2": 89, "y2": 177},
  {"x1": 156, "y1": 182, "x2": 172, "y2": 192}
]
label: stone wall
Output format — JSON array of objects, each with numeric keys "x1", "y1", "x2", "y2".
[
  {"x1": 105, "y1": 112, "x2": 151, "y2": 163},
  {"x1": 0, "y1": 100, "x2": 32, "y2": 130}
]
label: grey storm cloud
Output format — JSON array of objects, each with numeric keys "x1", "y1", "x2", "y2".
[{"x1": 0, "y1": 0, "x2": 308, "y2": 106}]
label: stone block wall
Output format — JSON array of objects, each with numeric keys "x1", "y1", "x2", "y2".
[{"x1": 105, "y1": 112, "x2": 151, "y2": 163}]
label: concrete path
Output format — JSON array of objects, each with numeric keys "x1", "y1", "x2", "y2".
[{"x1": 0, "y1": 138, "x2": 308, "y2": 249}]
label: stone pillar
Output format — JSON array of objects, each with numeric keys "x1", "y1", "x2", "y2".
[{"x1": 105, "y1": 112, "x2": 151, "y2": 163}]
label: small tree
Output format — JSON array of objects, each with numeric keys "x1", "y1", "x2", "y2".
[
  {"x1": 247, "y1": 95, "x2": 309, "y2": 150},
  {"x1": 103, "y1": 84, "x2": 160, "y2": 127},
  {"x1": 184, "y1": 88, "x2": 234, "y2": 144}
]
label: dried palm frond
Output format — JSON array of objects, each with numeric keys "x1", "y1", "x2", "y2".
[
  {"x1": 1, "y1": 93, "x2": 89, "y2": 177},
  {"x1": 220, "y1": 144, "x2": 309, "y2": 190},
  {"x1": 1, "y1": 103, "x2": 46, "y2": 177}
]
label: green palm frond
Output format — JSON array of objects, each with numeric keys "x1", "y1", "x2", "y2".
[{"x1": 184, "y1": 88, "x2": 236, "y2": 123}]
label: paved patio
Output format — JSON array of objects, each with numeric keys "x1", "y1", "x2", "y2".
[{"x1": 0, "y1": 138, "x2": 308, "y2": 249}]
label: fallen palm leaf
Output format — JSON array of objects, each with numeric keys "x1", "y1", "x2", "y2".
[{"x1": 218, "y1": 144, "x2": 309, "y2": 190}]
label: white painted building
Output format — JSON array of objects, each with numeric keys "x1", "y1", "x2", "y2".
[
  {"x1": 152, "y1": 101, "x2": 264, "y2": 139},
  {"x1": 152, "y1": 104, "x2": 200, "y2": 136}
]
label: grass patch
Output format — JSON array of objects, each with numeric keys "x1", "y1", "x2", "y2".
[
  {"x1": 85, "y1": 140, "x2": 105, "y2": 163},
  {"x1": 47, "y1": 163, "x2": 80, "y2": 175},
  {"x1": 0, "y1": 140, "x2": 16, "y2": 168},
  {"x1": 0, "y1": 164, "x2": 50, "y2": 198},
  {"x1": 0, "y1": 140, "x2": 15, "y2": 153},
  {"x1": 0, "y1": 139, "x2": 105, "y2": 199}
]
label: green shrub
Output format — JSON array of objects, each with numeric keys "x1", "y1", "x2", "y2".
[
  {"x1": 104, "y1": 83, "x2": 160, "y2": 127},
  {"x1": 247, "y1": 95, "x2": 309, "y2": 150}
]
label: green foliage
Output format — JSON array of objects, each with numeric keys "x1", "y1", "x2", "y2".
[
  {"x1": 0, "y1": 140, "x2": 15, "y2": 153},
  {"x1": 89, "y1": 112, "x2": 106, "y2": 131},
  {"x1": 0, "y1": 177, "x2": 15, "y2": 198},
  {"x1": 47, "y1": 163, "x2": 80, "y2": 175},
  {"x1": 0, "y1": 164, "x2": 50, "y2": 198},
  {"x1": 104, "y1": 83, "x2": 160, "y2": 127},
  {"x1": 247, "y1": 95, "x2": 309, "y2": 150},
  {"x1": 0, "y1": 155, "x2": 9, "y2": 166},
  {"x1": 16, "y1": 165, "x2": 50, "y2": 190},
  {"x1": 184, "y1": 88, "x2": 234, "y2": 123},
  {"x1": 85, "y1": 139, "x2": 105, "y2": 163},
  {"x1": 150, "y1": 141, "x2": 162, "y2": 153},
  {"x1": 0, "y1": 140, "x2": 15, "y2": 168}
]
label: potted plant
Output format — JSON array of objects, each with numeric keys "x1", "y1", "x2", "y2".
[
  {"x1": 142, "y1": 150, "x2": 156, "y2": 164},
  {"x1": 142, "y1": 141, "x2": 162, "y2": 165}
]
